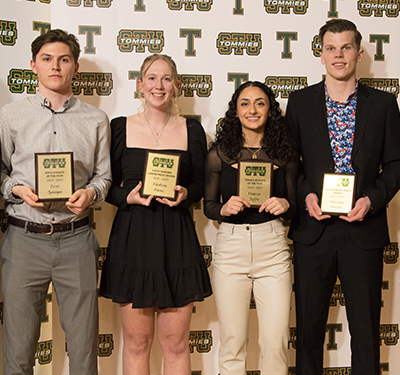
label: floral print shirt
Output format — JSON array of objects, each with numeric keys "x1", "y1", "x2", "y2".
[{"x1": 325, "y1": 83, "x2": 357, "y2": 174}]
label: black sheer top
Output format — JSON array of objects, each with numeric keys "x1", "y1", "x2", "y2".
[{"x1": 204, "y1": 145, "x2": 298, "y2": 224}]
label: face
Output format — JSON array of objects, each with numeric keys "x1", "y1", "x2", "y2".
[
  {"x1": 138, "y1": 59, "x2": 177, "y2": 111},
  {"x1": 30, "y1": 42, "x2": 79, "y2": 96},
  {"x1": 236, "y1": 86, "x2": 270, "y2": 135},
  {"x1": 320, "y1": 31, "x2": 363, "y2": 83}
]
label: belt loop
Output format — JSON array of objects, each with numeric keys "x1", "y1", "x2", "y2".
[
  {"x1": 24, "y1": 220, "x2": 28, "y2": 233},
  {"x1": 230, "y1": 224, "x2": 235, "y2": 235},
  {"x1": 71, "y1": 221, "x2": 75, "y2": 234}
]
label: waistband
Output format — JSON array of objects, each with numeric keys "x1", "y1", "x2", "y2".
[{"x1": 219, "y1": 219, "x2": 284, "y2": 234}]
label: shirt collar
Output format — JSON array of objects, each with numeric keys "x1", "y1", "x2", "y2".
[
  {"x1": 324, "y1": 81, "x2": 358, "y2": 105},
  {"x1": 34, "y1": 91, "x2": 76, "y2": 112}
]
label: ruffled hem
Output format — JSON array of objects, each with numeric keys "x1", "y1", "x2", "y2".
[{"x1": 100, "y1": 261, "x2": 212, "y2": 309}]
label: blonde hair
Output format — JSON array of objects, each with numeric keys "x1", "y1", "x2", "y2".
[{"x1": 138, "y1": 54, "x2": 180, "y2": 116}]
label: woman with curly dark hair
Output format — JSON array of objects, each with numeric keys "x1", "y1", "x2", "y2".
[{"x1": 204, "y1": 81, "x2": 297, "y2": 374}]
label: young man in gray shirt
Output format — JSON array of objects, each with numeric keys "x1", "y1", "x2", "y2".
[{"x1": 0, "y1": 29, "x2": 111, "y2": 375}]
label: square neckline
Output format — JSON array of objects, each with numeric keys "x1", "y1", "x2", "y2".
[{"x1": 125, "y1": 116, "x2": 189, "y2": 152}]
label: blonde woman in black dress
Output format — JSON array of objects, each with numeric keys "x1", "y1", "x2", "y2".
[{"x1": 100, "y1": 54, "x2": 212, "y2": 375}]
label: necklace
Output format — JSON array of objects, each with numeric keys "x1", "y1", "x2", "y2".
[
  {"x1": 246, "y1": 146, "x2": 262, "y2": 159},
  {"x1": 144, "y1": 113, "x2": 170, "y2": 147}
]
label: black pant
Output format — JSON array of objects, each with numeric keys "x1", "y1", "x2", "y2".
[{"x1": 294, "y1": 220, "x2": 383, "y2": 375}]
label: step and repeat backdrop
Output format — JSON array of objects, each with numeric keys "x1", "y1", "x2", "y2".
[{"x1": 1, "y1": 0, "x2": 399, "y2": 374}]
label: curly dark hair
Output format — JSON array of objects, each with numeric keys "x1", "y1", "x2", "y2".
[{"x1": 212, "y1": 81, "x2": 295, "y2": 162}]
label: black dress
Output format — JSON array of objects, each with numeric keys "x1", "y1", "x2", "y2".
[{"x1": 100, "y1": 117, "x2": 212, "y2": 308}]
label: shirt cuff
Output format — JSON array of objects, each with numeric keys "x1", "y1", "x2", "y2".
[
  {"x1": 85, "y1": 185, "x2": 99, "y2": 205},
  {"x1": 6, "y1": 182, "x2": 25, "y2": 204}
]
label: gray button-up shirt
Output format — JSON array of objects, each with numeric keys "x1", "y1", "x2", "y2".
[{"x1": 0, "y1": 92, "x2": 112, "y2": 223}]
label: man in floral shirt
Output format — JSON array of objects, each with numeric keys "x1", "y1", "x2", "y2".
[{"x1": 286, "y1": 19, "x2": 400, "y2": 375}]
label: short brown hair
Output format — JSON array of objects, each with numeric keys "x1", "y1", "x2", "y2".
[
  {"x1": 31, "y1": 29, "x2": 80, "y2": 63},
  {"x1": 319, "y1": 19, "x2": 362, "y2": 51}
]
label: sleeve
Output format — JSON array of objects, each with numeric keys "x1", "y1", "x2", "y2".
[
  {"x1": 180, "y1": 119, "x2": 207, "y2": 208},
  {"x1": 363, "y1": 94, "x2": 400, "y2": 212},
  {"x1": 85, "y1": 112, "x2": 112, "y2": 207},
  {"x1": 0, "y1": 107, "x2": 24, "y2": 204},
  {"x1": 203, "y1": 147, "x2": 224, "y2": 221},
  {"x1": 285, "y1": 93, "x2": 317, "y2": 205},
  {"x1": 279, "y1": 157, "x2": 298, "y2": 221},
  {"x1": 105, "y1": 117, "x2": 131, "y2": 209}
]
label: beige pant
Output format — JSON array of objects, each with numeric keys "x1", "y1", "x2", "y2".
[{"x1": 213, "y1": 219, "x2": 291, "y2": 375}]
